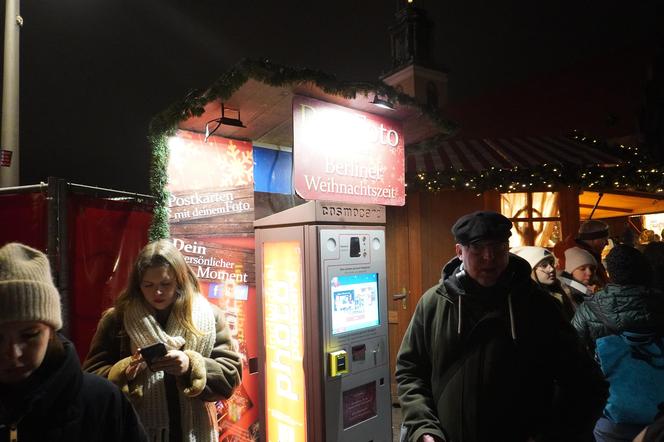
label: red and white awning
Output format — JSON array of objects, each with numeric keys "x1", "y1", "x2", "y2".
[{"x1": 406, "y1": 135, "x2": 624, "y2": 174}]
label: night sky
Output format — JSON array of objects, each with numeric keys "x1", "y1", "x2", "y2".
[{"x1": 2, "y1": 0, "x2": 662, "y2": 194}]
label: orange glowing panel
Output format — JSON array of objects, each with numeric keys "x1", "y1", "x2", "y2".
[{"x1": 263, "y1": 241, "x2": 306, "y2": 442}]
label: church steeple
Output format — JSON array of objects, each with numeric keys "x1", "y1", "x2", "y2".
[
  {"x1": 388, "y1": 0, "x2": 434, "y2": 70},
  {"x1": 382, "y1": 1, "x2": 448, "y2": 110}
]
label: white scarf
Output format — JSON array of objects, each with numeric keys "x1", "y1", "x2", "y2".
[
  {"x1": 560, "y1": 275, "x2": 593, "y2": 296},
  {"x1": 124, "y1": 294, "x2": 216, "y2": 442}
]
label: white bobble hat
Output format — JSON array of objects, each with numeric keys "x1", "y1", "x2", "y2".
[{"x1": 511, "y1": 246, "x2": 554, "y2": 270}]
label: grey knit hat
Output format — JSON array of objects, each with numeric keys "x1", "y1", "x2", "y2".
[{"x1": 0, "y1": 243, "x2": 63, "y2": 330}]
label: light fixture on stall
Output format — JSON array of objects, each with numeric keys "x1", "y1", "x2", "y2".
[
  {"x1": 371, "y1": 94, "x2": 395, "y2": 110},
  {"x1": 204, "y1": 103, "x2": 246, "y2": 142}
]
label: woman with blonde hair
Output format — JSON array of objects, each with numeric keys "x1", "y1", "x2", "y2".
[{"x1": 83, "y1": 239, "x2": 242, "y2": 442}]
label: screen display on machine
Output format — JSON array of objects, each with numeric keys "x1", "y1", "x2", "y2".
[{"x1": 331, "y1": 273, "x2": 379, "y2": 335}]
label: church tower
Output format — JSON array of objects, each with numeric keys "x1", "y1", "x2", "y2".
[{"x1": 381, "y1": 0, "x2": 448, "y2": 110}]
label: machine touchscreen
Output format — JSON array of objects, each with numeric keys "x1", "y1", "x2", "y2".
[{"x1": 330, "y1": 273, "x2": 379, "y2": 335}]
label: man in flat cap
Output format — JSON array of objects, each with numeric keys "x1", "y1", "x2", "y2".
[
  {"x1": 396, "y1": 211, "x2": 608, "y2": 442},
  {"x1": 553, "y1": 219, "x2": 610, "y2": 288}
]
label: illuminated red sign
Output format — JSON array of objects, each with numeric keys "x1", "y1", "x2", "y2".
[{"x1": 292, "y1": 96, "x2": 405, "y2": 206}]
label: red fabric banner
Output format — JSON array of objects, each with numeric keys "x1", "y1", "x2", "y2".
[
  {"x1": 67, "y1": 194, "x2": 153, "y2": 360},
  {"x1": 0, "y1": 192, "x2": 48, "y2": 250}
]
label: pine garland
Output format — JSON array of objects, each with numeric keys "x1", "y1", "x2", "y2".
[
  {"x1": 147, "y1": 58, "x2": 458, "y2": 239},
  {"x1": 148, "y1": 60, "x2": 662, "y2": 239},
  {"x1": 406, "y1": 132, "x2": 663, "y2": 194},
  {"x1": 148, "y1": 131, "x2": 172, "y2": 240}
]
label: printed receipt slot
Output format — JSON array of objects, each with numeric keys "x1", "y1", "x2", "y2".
[{"x1": 255, "y1": 201, "x2": 392, "y2": 442}]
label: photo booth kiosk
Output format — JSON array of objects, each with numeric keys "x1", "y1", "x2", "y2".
[{"x1": 255, "y1": 200, "x2": 392, "y2": 442}]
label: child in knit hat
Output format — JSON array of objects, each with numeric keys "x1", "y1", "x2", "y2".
[
  {"x1": 559, "y1": 247, "x2": 598, "y2": 307},
  {"x1": 0, "y1": 242, "x2": 147, "y2": 442},
  {"x1": 511, "y1": 245, "x2": 575, "y2": 320}
]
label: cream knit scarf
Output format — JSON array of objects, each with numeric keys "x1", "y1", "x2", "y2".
[{"x1": 124, "y1": 295, "x2": 216, "y2": 442}]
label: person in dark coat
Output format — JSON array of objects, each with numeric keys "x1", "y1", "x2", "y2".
[
  {"x1": 572, "y1": 245, "x2": 664, "y2": 442},
  {"x1": 0, "y1": 242, "x2": 147, "y2": 442},
  {"x1": 396, "y1": 211, "x2": 608, "y2": 442}
]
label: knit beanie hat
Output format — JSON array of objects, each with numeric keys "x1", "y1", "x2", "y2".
[
  {"x1": 0, "y1": 243, "x2": 63, "y2": 330},
  {"x1": 564, "y1": 247, "x2": 597, "y2": 273},
  {"x1": 605, "y1": 244, "x2": 651, "y2": 285},
  {"x1": 511, "y1": 246, "x2": 554, "y2": 270}
]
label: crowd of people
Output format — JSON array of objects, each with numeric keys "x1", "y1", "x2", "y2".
[
  {"x1": 397, "y1": 212, "x2": 664, "y2": 442},
  {"x1": 0, "y1": 240, "x2": 241, "y2": 442},
  {"x1": 2, "y1": 211, "x2": 663, "y2": 442}
]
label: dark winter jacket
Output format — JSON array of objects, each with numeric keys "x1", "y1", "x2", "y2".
[
  {"x1": 396, "y1": 254, "x2": 608, "y2": 442},
  {"x1": 571, "y1": 284, "x2": 664, "y2": 352},
  {"x1": 0, "y1": 335, "x2": 147, "y2": 442}
]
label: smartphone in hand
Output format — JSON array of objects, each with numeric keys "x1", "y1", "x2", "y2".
[{"x1": 139, "y1": 342, "x2": 167, "y2": 370}]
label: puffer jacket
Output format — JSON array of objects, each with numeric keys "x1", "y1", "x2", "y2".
[
  {"x1": 0, "y1": 336, "x2": 147, "y2": 442},
  {"x1": 396, "y1": 254, "x2": 608, "y2": 442},
  {"x1": 571, "y1": 284, "x2": 664, "y2": 352}
]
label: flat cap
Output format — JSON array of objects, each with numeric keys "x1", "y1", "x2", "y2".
[{"x1": 452, "y1": 211, "x2": 513, "y2": 244}]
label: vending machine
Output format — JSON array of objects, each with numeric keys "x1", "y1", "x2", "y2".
[{"x1": 254, "y1": 200, "x2": 392, "y2": 442}]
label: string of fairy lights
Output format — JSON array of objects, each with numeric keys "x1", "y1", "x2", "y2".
[
  {"x1": 147, "y1": 58, "x2": 457, "y2": 240},
  {"x1": 406, "y1": 131, "x2": 663, "y2": 194},
  {"x1": 147, "y1": 59, "x2": 661, "y2": 239}
]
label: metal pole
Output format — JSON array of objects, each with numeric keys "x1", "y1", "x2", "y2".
[
  {"x1": 1, "y1": 0, "x2": 21, "y2": 187},
  {"x1": 588, "y1": 192, "x2": 604, "y2": 220}
]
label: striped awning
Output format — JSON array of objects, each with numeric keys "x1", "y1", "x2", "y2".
[{"x1": 406, "y1": 135, "x2": 624, "y2": 174}]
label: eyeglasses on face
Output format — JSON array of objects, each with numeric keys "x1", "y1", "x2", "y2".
[
  {"x1": 464, "y1": 241, "x2": 509, "y2": 255},
  {"x1": 536, "y1": 260, "x2": 555, "y2": 270}
]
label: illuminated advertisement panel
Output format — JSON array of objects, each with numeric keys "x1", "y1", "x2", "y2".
[
  {"x1": 166, "y1": 129, "x2": 258, "y2": 441},
  {"x1": 263, "y1": 241, "x2": 307, "y2": 442},
  {"x1": 292, "y1": 96, "x2": 405, "y2": 206}
]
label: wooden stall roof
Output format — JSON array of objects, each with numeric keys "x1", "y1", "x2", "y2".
[
  {"x1": 579, "y1": 190, "x2": 664, "y2": 219},
  {"x1": 406, "y1": 135, "x2": 624, "y2": 174},
  {"x1": 171, "y1": 60, "x2": 454, "y2": 149}
]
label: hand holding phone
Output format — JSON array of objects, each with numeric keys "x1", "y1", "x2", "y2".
[{"x1": 139, "y1": 342, "x2": 167, "y2": 370}]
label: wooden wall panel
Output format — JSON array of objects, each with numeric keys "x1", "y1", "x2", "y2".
[
  {"x1": 418, "y1": 190, "x2": 485, "y2": 293},
  {"x1": 559, "y1": 187, "x2": 581, "y2": 239},
  {"x1": 386, "y1": 203, "x2": 410, "y2": 402}
]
